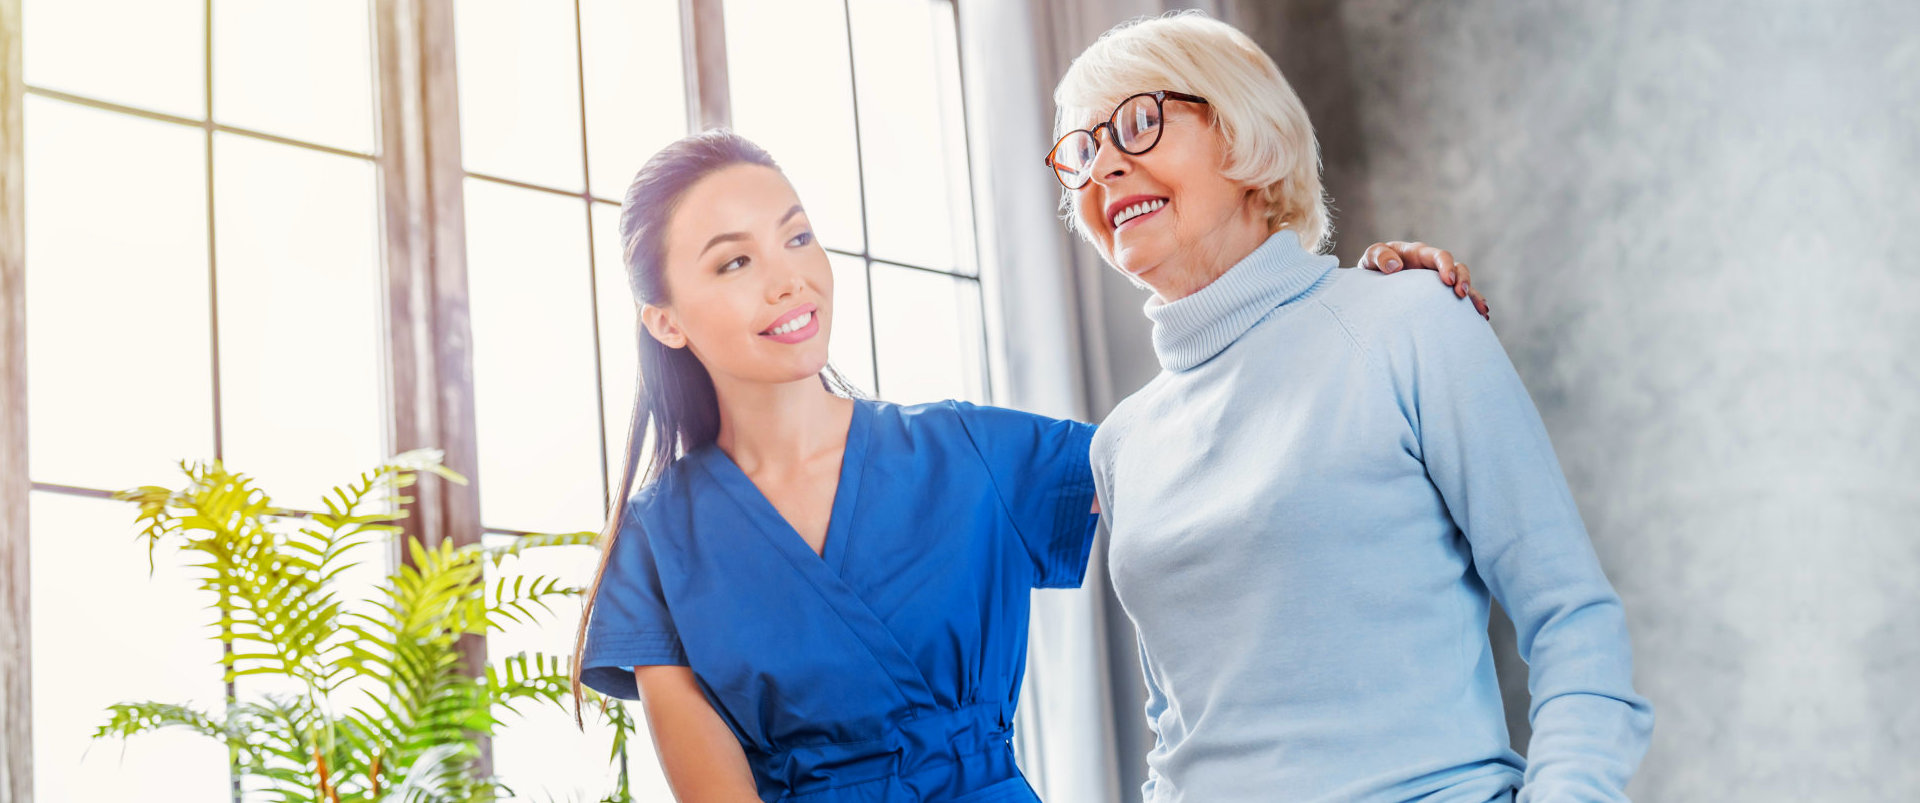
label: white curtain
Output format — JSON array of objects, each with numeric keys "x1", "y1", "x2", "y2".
[{"x1": 954, "y1": 2, "x2": 1225, "y2": 801}]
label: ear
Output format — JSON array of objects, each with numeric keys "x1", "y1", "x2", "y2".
[{"x1": 640, "y1": 304, "x2": 689, "y2": 349}]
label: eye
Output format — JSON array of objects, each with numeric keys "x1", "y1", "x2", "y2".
[
  {"x1": 787, "y1": 230, "x2": 815, "y2": 248},
  {"x1": 718, "y1": 255, "x2": 749, "y2": 274}
]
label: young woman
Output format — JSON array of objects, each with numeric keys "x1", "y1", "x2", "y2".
[{"x1": 569, "y1": 130, "x2": 1478, "y2": 802}]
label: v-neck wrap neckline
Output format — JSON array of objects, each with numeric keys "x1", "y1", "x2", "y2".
[
  {"x1": 687, "y1": 398, "x2": 939, "y2": 707},
  {"x1": 693, "y1": 397, "x2": 872, "y2": 573}
]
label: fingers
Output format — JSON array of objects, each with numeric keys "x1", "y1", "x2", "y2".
[
  {"x1": 1390, "y1": 241, "x2": 1457, "y2": 285},
  {"x1": 1374, "y1": 241, "x2": 1487, "y2": 317},
  {"x1": 1386, "y1": 241, "x2": 1420, "y2": 274},
  {"x1": 1424, "y1": 246, "x2": 1458, "y2": 285},
  {"x1": 1363, "y1": 242, "x2": 1403, "y2": 273},
  {"x1": 1454, "y1": 262, "x2": 1491, "y2": 319}
]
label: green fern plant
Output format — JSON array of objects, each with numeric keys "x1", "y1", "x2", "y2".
[{"x1": 96, "y1": 449, "x2": 637, "y2": 803}]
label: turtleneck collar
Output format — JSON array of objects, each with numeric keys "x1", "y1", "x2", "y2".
[{"x1": 1142, "y1": 229, "x2": 1339, "y2": 372}]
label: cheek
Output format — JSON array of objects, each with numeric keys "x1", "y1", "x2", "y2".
[
  {"x1": 810, "y1": 254, "x2": 834, "y2": 296},
  {"x1": 679, "y1": 292, "x2": 752, "y2": 348},
  {"x1": 1166, "y1": 173, "x2": 1238, "y2": 230},
  {"x1": 1072, "y1": 195, "x2": 1107, "y2": 242}
]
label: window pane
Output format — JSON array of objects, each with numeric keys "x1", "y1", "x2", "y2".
[
  {"x1": 29, "y1": 491, "x2": 230, "y2": 802},
  {"x1": 22, "y1": 0, "x2": 204, "y2": 118},
  {"x1": 455, "y1": 0, "x2": 585, "y2": 191},
  {"x1": 213, "y1": 0, "x2": 376, "y2": 152},
  {"x1": 465, "y1": 181, "x2": 604, "y2": 534},
  {"x1": 24, "y1": 97, "x2": 214, "y2": 491},
  {"x1": 592, "y1": 204, "x2": 641, "y2": 496},
  {"x1": 849, "y1": 0, "x2": 973, "y2": 273},
  {"x1": 829, "y1": 254, "x2": 876, "y2": 395},
  {"x1": 213, "y1": 135, "x2": 384, "y2": 512},
  {"x1": 580, "y1": 0, "x2": 687, "y2": 198},
  {"x1": 483, "y1": 534, "x2": 669, "y2": 800},
  {"x1": 870, "y1": 265, "x2": 984, "y2": 405},
  {"x1": 725, "y1": 0, "x2": 865, "y2": 253}
]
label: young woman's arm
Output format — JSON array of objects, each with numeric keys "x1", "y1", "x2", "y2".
[
  {"x1": 635, "y1": 666, "x2": 761, "y2": 802},
  {"x1": 1360, "y1": 240, "x2": 1490, "y2": 318}
]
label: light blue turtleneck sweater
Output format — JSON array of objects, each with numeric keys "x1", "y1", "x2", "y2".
[{"x1": 1092, "y1": 231, "x2": 1653, "y2": 802}]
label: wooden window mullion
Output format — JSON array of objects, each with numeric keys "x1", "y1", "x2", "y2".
[
  {"x1": 372, "y1": 0, "x2": 490, "y2": 775},
  {"x1": 1, "y1": 0, "x2": 34, "y2": 796}
]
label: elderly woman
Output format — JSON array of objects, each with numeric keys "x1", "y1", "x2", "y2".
[{"x1": 1051, "y1": 12, "x2": 1653, "y2": 803}]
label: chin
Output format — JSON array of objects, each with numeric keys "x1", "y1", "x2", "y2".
[
  {"x1": 788, "y1": 353, "x2": 833, "y2": 383},
  {"x1": 1111, "y1": 247, "x2": 1162, "y2": 279}
]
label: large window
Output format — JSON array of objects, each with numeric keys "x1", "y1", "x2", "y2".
[
  {"x1": 21, "y1": 0, "x2": 384, "y2": 799},
  {"x1": 11, "y1": 0, "x2": 990, "y2": 800}
]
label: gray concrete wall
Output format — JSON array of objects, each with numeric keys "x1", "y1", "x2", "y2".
[{"x1": 1081, "y1": 2, "x2": 1920, "y2": 801}]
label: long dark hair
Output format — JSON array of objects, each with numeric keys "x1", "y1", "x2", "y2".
[{"x1": 570, "y1": 129, "x2": 861, "y2": 722}]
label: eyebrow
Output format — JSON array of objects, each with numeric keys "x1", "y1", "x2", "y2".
[{"x1": 699, "y1": 205, "x2": 806, "y2": 257}]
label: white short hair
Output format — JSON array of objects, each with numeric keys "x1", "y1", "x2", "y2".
[{"x1": 1054, "y1": 10, "x2": 1329, "y2": 253}]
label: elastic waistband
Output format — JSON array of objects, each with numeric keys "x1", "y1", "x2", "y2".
[{"x1": 756, "y1": 701, "x2": 1015, "y2": 797}]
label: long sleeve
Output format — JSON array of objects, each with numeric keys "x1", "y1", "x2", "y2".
[{"x1": 1392, "y1": 289, "x2": 1655, "y2": 800}]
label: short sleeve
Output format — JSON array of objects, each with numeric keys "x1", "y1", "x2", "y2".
[
  {"x1": 949, "y1": 400, "x2": 1100, "y2": 589},
  {"x1": 578, "y1": 500, "x2": 688, "y2": 701}
]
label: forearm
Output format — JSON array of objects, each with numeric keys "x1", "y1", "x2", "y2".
[
  {"x1": 1500, "y1": 568, "x2": 1651, "y2": 799},
  {"x1": 1520, "y1": 685, "x2": 1654, "y2": 801},
  {"x1": 1443, "y1": 416, "x2": 1652, "y2": 797},
  {"x1": 636, "y1": 666, "x2": 761, "y2": 802}
]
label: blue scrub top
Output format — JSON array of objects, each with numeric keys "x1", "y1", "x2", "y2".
[{"x1": 580, "y1": 398, "x2": 1099, "y2": 802}]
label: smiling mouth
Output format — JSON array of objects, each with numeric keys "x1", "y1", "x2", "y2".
[
  {"x1": 1112, "y1": 198, "x2": 1168, "y2": 230},
  {"x1": 761, "y1": 309, "x2": 815, "y2": 336}
]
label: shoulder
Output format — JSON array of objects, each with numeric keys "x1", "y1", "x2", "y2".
[
  {"x1": 618, "y1": 453, "x2": 701, "y2": 533},
  {"x1": 1313, "y1": 267, "x2": 1494, "y2": 355},
  {"x1": 864, "y1": 397, "x2": 963, "y2": 443},
  {"x1": 856, "y1": 398, "x2": 987, "y2": 458},
  {"x1": 899, "y1": 397, "x2": 1086, "y2": 436}
]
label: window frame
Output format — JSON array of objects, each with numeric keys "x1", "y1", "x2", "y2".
[{"x1": 1, "y1": 0, "x2": 998, "y2": 796}]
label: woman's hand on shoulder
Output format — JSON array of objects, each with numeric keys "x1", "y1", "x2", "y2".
[{"x1": 1359, "y1": 241, "x2": 1491, "y2": 320}]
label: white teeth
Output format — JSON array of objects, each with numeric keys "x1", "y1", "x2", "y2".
[
  {"x1": 767, "y1": 310, "x2": 813, "y2": 336},
  {"x1": 1113, "y1": 198, "x2": 1166, "y2": 227}
]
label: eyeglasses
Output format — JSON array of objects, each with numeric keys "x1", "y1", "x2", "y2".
[{"x1": 1044, "y1": 90, "x2": 1210, "y2": 190}]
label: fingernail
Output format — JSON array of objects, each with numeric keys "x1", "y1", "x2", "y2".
[{"x1": 1386, "y1": 259, "x2": 1401, "y2": 271}]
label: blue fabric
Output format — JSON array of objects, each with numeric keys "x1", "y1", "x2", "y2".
[
  {"x1": 581, "y1": 398, "x2": 1098, "y2": 802},
  {"x1": 1094, "y1": 230, "x2": 1654, "y2": 802}
]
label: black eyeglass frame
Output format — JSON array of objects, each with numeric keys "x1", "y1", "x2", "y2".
[{"x1": 1044, "y1": 90, "x2": 1211, "y2": 190}]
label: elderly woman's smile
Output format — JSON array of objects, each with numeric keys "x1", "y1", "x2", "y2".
[
  {"x1": 1108, "y1": 195, "x2": 1168, "y2": 230},
  {"x1": 1067, "y1": 96, "x2": 1272, "y2": 299}
]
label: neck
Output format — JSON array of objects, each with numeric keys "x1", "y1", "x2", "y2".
[
  {"x1": 710, "y1": 371, "x2": 851, "y2": 473},
  {"x1": 1141, "y1": 227, "x2": 1337, "y2": 372},
  {"x1": 1147, "y1": 201, "x2": 1274, "y2": 302}
]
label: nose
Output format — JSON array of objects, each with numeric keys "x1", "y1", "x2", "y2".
[
  {"x1": 1086, "y1": 125, "x2": 1130, "y2": 185},
  {"x1": 767, "y1": 256, "x2": 807, "y2": 303}
]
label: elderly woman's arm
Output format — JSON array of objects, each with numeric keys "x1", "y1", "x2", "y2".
[{"x1": 1385, "y1": 282, "x2": 1654, "y2": 799}]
